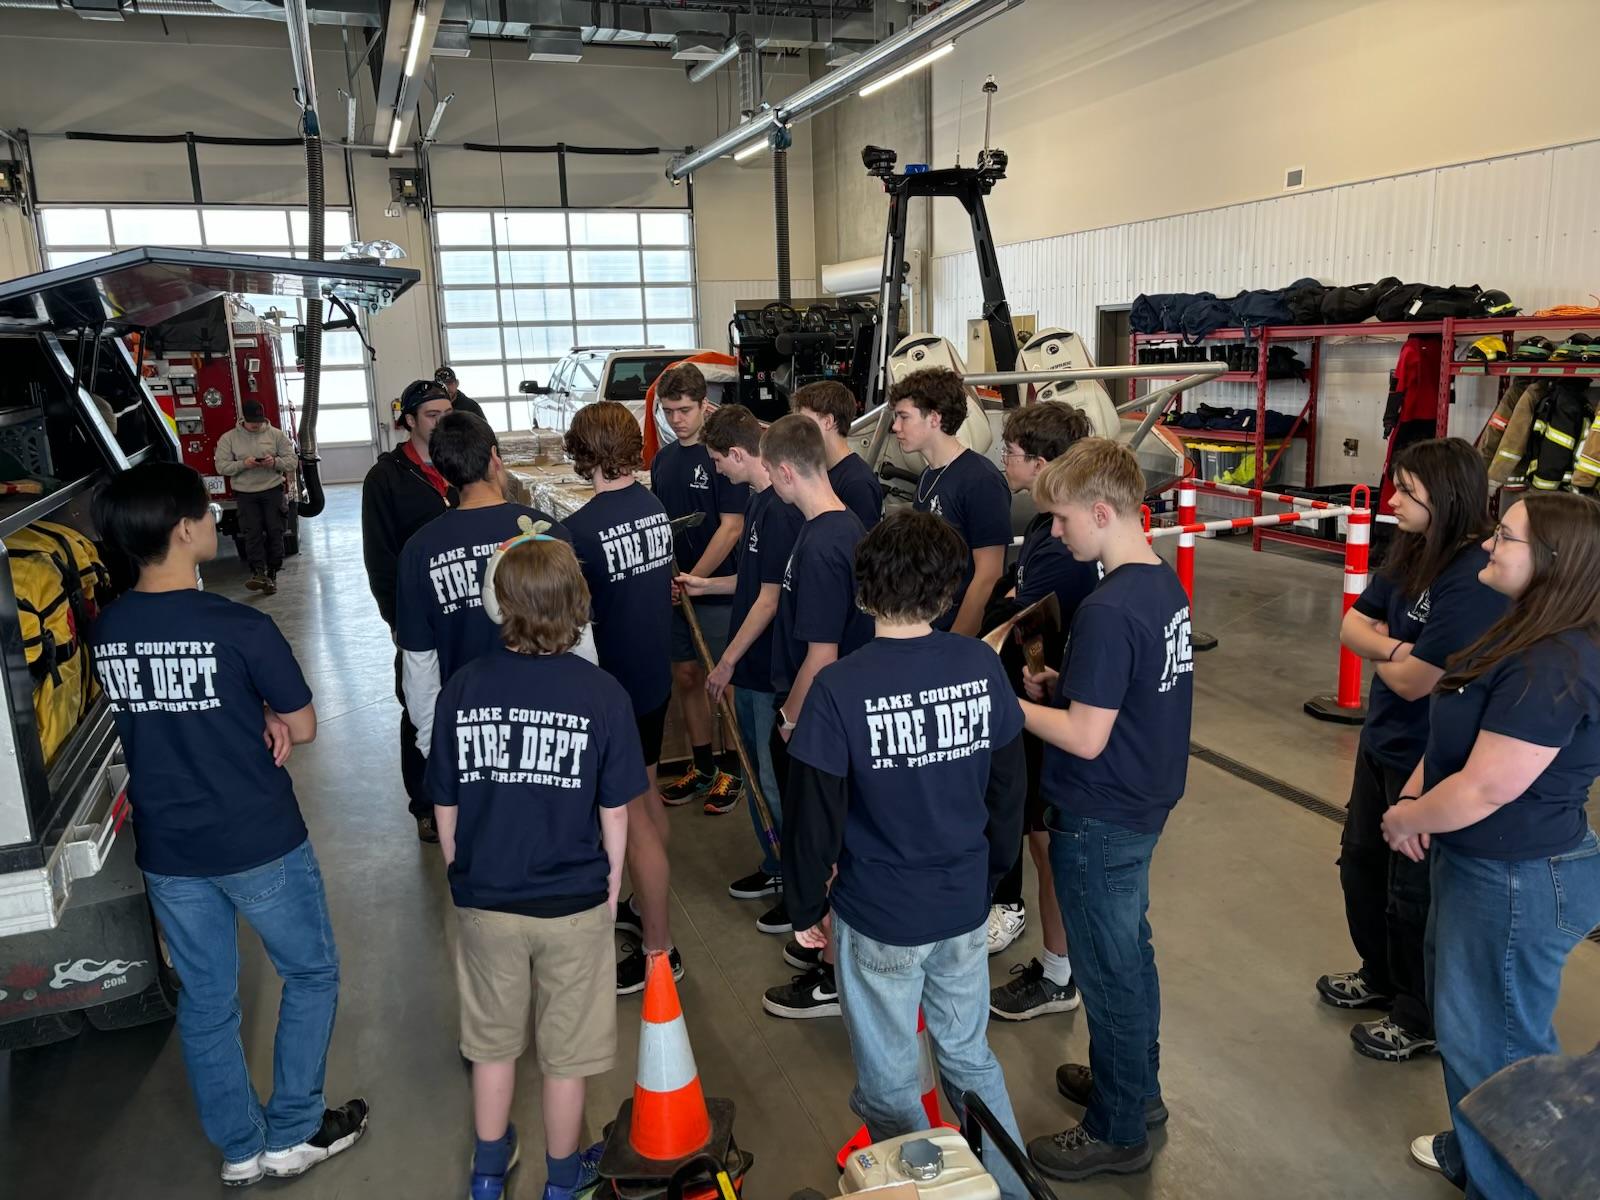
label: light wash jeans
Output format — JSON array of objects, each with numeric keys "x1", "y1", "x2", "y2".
[
  {"x1": 733, "y1": 686, "x2": 782, "y2": 875},
  {"x1": 144, "y1": 839, "x2": 341, "y2": 1163},
  {"x1": 833, "y1": 916, "x2": 1028, "y2": 1200},
  {"x1": 1428, "y1": 830, "x2": 1600, "y2": 1200}
]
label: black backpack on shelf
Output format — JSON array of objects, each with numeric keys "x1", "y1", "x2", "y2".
[
  {"x1": 1284, "y1": 280, "x2": 1329, "y2": 324},
  {"x1": 1180, "y1": 296, "x2": 1237, "y2": 343},
  {"x1": 1132, "y1": 291, "x2": 1215, "y2": 335},
  {"x1": 1232, "y1": 277, "x2": 1321, "y2": 336},
  {"x1": 1375, "y1": 283, "x2": 1482, "y2": 322},
  {"x1": 1320, "y1": 277, "x2": 1401, "y2": 323}
]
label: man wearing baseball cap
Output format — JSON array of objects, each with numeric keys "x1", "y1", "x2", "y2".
[
  {"x1": 435, "y1": 366, "x2": 486, "y2": 419},
  {"x1": 215, "y1": 399, "x2": 295, "y2": 595},
  {"x1": 362, "y1": 379, "x2": 457, "y2": 841}
]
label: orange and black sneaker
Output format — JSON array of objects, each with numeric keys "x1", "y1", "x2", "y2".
[
  {"x1": 702, "y1": 771, "x2": 743, "y2": 815},
  {"x1": 660, "y1": 767, "x2": 712, "y2": 806}
]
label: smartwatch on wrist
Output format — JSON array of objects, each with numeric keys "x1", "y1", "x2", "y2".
[{"x1": 777, "y1": 708, "x2": 794, "y2": 733}]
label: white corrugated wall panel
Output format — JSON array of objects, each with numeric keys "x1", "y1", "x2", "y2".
[{"x1": 929, "y1": 137, "x2": 1600, "y2": 482}]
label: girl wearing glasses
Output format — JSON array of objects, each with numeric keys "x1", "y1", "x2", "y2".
[
  {"x1": 1317, "y1": 439, "x2": 1509, "y2": 1063},
  {"x1": 1382, "y1": 492, "x2": 1600, "y2": 1195}
]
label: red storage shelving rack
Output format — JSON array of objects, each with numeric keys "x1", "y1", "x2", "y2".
[{"x1": 1129, "y1": 315, "x2": 1600, "y2": 553}]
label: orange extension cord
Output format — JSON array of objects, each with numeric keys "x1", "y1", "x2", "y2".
[{"x1": 1532, "y1": 297, "x2": 1600, "y2": 318}]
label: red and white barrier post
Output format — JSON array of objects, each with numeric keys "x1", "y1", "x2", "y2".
[
  {"x1": 1303, "y1": 485, "x2": 1371, "y2": 724},
  {"x1": 1175, "y1": 475, "x2": 1218, "y2": 652}
]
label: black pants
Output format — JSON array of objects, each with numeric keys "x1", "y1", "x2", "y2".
[
  {"x1": 994, "y1": 728, "x2": 1047, "y2": 906},
  {"x1": 393, "y1": 648, "x2": 430, "y2": 820},
  {"x1": 1338, "y1": 744, "x2": 1433, "y2": 1037},
  {"x1": 236, "y1": 485, "x2": 286, "y2": 574}
]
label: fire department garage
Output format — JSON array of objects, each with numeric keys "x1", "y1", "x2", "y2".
[{"x1": 1, "y1": 2, "x2": 1599, "y2": 1198}]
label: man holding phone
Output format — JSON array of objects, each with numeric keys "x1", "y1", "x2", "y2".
[{"x1": 216, "y1": 400, "x2": 295, "y2": 595}]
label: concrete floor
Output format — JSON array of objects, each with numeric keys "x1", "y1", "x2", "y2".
[{"x1": 4, "y1": 486, "x2": 1599, "y2": 1199}]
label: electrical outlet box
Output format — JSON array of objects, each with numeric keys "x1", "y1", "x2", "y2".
[{"x1": 1343, "y1": 438, "x2": 1359, "y2": 457}]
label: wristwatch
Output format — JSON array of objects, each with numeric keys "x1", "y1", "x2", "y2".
[{"x1": 776, "y1": 708, "x2": 795, "y2": 733}]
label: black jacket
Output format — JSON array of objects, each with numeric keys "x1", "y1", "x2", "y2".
[
  {"x1": 361, "y1": 447, "x2": 457, "y2": 627},
  {"x1": 452, "y1": 392, "x2": 485, "y2": 419}
]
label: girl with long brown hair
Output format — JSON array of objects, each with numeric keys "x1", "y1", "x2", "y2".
[
  {"x1": 1382, "y1": 492, "x2": 1600, "y2": 1195},
  {"x1": 1317, "y1": 439, "x2": 1508, "y2": 1063}
]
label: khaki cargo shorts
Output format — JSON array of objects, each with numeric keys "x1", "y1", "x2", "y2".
[{"x1": 454, "y1": 902, "x2": 617, "y2": 1076}]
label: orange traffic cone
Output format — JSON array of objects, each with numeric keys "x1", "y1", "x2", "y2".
[
  {"x1": 631, "y1": 951, "x2": 712, "y2": 1161},
  {"x1": 835, "y1": 1007, "x2": 953, "y2": 1168}
]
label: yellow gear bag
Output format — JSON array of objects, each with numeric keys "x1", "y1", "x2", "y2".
[{"x1": 4, "y1": 520, "x2": 107, "y2": 764}]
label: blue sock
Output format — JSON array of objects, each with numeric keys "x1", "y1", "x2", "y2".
[
  {"x1": 547, "y1": 1150, "x2": 580, "y2": 1188},
  {"x1": 474, "y1": 1130, "x2": 515, "y2": 1176}
]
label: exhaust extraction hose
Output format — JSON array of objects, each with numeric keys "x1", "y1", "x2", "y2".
[{"x1": 296, "y1": 122, "x2": 327, "y2": 518}]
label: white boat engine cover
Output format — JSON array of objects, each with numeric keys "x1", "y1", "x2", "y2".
[
  {"x1": 887, "y1": 335, "x2": 993, "y2": 455},
  {"x1": 838, "y1": 1129, "x2": 1000, "y2": 1200},
  {"x1": 1017, "y1": 328, "x2": 1119, "y2": 437}
]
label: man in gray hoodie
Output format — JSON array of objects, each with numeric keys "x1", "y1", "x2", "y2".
[{"x1": 216, "y1": 400, "x2": 295, "y2": 594}]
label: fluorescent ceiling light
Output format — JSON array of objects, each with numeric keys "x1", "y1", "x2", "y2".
[
  {"x1": 858, "y1": 42, "x2": 954, "y2": 98},
  {"x1": 734, "y1": 140, "x2": 769, "y2": 162},
  {"x1": 402, "y1": 5, "x2": 427, "y2": 78},
  {"x1": 387, "y1": 115, "x2": 402, "y2": 155}
]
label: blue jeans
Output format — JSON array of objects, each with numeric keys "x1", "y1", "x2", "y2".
[
  {"x1": 1427, "y1": 830, "x2": 1600, "y2": 1200},
  {"x1": 834, "y1": 917, "x2": 1028, "y2": 1200},
  {"x1": 733, "y1": 687, "x2": 782, "y2": 874},
  {"x1": 1047, "y1": 811, "x2": 1162, "y2": 1147},
  {"x1": 144, "y1": 840, "x2": 341, "y2": 1163}
]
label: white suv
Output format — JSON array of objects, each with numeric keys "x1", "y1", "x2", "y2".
[{"x1": 521, "y1": 345, "x2": 709, "y2": 430}]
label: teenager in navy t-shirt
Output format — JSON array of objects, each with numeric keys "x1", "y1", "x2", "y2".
[
  {"x1": 793, "y1": 380, "x2": 883, "y2": 529},
  {"x1": 1379, "y1": 493, "x2": 1600, "y2": 1199},
  {"x1": 89, "y1": 462, "x2": 365, "y2": 1185},
  {"x1": 1318, "y1": 439, "x2": 1508, "y2": 1063},
  {"x1": 562, "y1": 400, "x2": 682, "y2": 995},
  {"x1": 650, "y1": 363, "x2": 749, "y2": 808},
  {"x1": 396, "y1": 412, "x2": 577, "y2": 761},
  {"x1": 425, "y1": 533, "x2": 637, "y2": 1200},
  {"x1": 1018, "y1": 439, "x2": 1192, "y2": 1182},
  {"x1": 679, "y1": 406, "x2": 803, "y2": 919},
  {"x1": 783, "y1": 510, "x2": 1030, "y2": 1199},
  {"x1": 890, "y1": 368, "x2": 1012, "y2": 635},
  {"x1": 986, "y1": 401, "x2": 1099, "y2": 1020}
]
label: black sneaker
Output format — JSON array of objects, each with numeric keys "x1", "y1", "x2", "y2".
[
  {"x1": 415, "y1": 814, "x2": 440, "y2": 844},
  {"x1": 783, "y1": 939, "x2": 822, "y2": 970},
  {"x1": 728, "y1": 869, "x2": 781, "y2": 901},
  {"x1": 701, "y1": 772, "x2": 742, "y2": 815},
  {"x1": 762, "y1": 965, "x2": 839, "y2": 1019},
  {"x1": 1316, "y1": 970, "x2": 1394, "y2": 1011},
  {"x1": 617, "y1": 943, "x2": 683, "y2": 996},
  {"x1": 989, "y1": 959, "x2": 1081, "y2": 1021},
  {"x1": 1055, "y1": 1063, "x2": 1167, "y2": 1128},
  {"x1": 1027, "y1": 1122, "x2": 1151, "y2": 1182},
  {"x1": 1351, "y1": 1017, "x2": 1437, "y2": 1062},
  {"x1": 755, "y1": 900, "x2": 791, "y2": 935},
  {"x1": 614, "y1": 893, "x2": 642, "y2": 936},
  {"x1": 260, "y1": 1099, "x2": 370, "y2": 1178},
  {"x1": 660, "y1": 767, "x2": 712, "y2": 806}
]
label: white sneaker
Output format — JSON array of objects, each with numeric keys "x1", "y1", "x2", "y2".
[
  {"x1": 1410, "y1": 1134, "x2": 1441, "y2": 1172},
  {"x1": 220, "y1": 1153, "x2": 263, "y2": 1187},
  {"x1": 986, "y1": 903, "x2": 1026, "y2": 956}
]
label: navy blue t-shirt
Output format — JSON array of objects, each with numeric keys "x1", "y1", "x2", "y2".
[
  {"x1": 90, "y1": 590, "x2": 313, "y2": 877},
  {"x1": 730, "y1": 486, "x2": 804, "y2": 693},
  {"x1": 829, "y1": 452, "x2": 883, "y2": 530},
  {"x1": 913, "y1": 449, "x2": 1013, "y2": 630},
  {"x1": 1353, "y1": 544, "x2": 1508, "y2": 770},
  {"x1": 650, "y1": 439, "x2": 747, "y2": 601},
  {"x1": 1424, "y1": 632, "x2": 1600, "y2": 861},
  {"x1": 565, "y1": 483, "x2": 674, "y2": 716},
  {"x1": 1015, "y1": 512, "x2": 1101, "y2": 615},
  {"x1": 789, "y1": 633, "x2": 1025, "y2": 945},
  {"x1": 395, "y1": 503, "x2": 570, "y2": 682},
  {"x1": 1041, "y1": 562, "x2": 1195, "y2": 834},
  {"x1": 770, "y1": 509, "x2": 873, "y2": 696},
  {"x1": 426, "y1": 649, "x2": 647, "y2": 915}
]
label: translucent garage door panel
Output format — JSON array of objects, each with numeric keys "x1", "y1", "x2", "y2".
[
  {"x1": 645, "y1": 288, "x2": 693, "y2": 319},
  {"x1": 110, "y1": 208, "x2": 204, "y2": 246},
  {"x1": 643, "y1": 250, "x2": 692, "y2": 283},
  {"x1": 504, "y1": 325, "x2": 572, "y2": 360},
  {"x1": 204, "y1": 208, "x2": 291, "y2": 247},
  {"x1": 498, "y1": 251, "x2": 568, "y2": 285},
  {"x1": 448, "y1": 327, "x2": 505, "y2": 362},
  {"x1": 289, "y1": 210, "x2": 354, "y2": 249},
  {"x1": 440, "y1": 251, "x2": 497, "y2": 285},
  {"x1": 436, "y1": 211, "x2": 494, "y2": 246},
  {"x1": 501, "y1": 289, "x2": 572, "y2": 323},
  {"x1": 444, "y1": 290, "x2": 501, "y2": 323},
  {"x1": 574, "y1": 289, "x2": 643, "y2": 321},
  {"x1": 454, "y1": 364, "x2": 510, "y2": 399},
  {"x1": 572, "y1": 251, "x2": 640, "y2": 284},
  {"x1": 568, "y1": 212, "x2": 638, "y2": 246},
  {"x1": 496, "y1": 212, "x2": 567, "y2": 245},
  {"x1": 317, "y1": 406, "x2": 374, "y2": 445},
  {"x1": 640, "y1": 212, "x2": 691, "y2": 246},
  {"x1": 40, "y1": 208, "x2": 110, "y2": 246}
]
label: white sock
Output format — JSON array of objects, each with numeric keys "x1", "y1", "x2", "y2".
[{"x1": 1042, "y1": 949, "x2": 1072, "y2": 988}]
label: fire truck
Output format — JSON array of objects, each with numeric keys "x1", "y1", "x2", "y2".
[
  {"x1": 139, "y1": 297, "x2": 304, "y2": 559},
  {"x1": 0, "y1": 248, "x2": 416, "y2": 1051}
]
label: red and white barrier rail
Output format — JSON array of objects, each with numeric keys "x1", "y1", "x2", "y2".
[
  {"x1": 1146, "y1": 505, "x2": 1357, "y2": 541},
  {"x1": 1197, "y1": 480, "x2": 1349, "y2": 510},
  {"x1": 1173, "y1": 479, "x2": 1217, "y2": 650}
]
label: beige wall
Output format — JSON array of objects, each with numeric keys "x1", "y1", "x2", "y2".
[{"x1": 931, "y1": 0, "x2": 1600, "y2": 256}]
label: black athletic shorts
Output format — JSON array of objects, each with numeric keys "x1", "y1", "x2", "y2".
[{"x1": 635, "y1": 699, "x2": 669, "y2": 769}]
